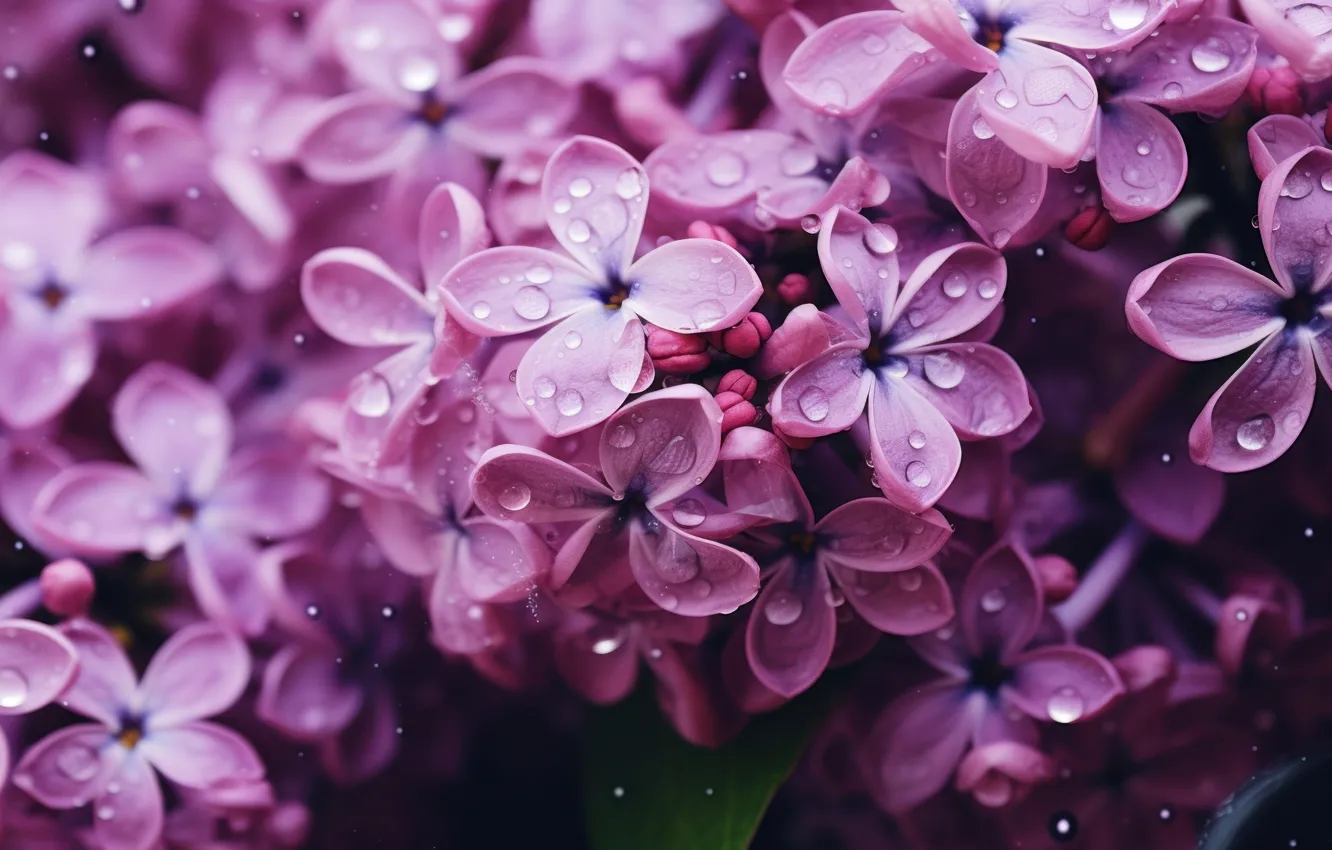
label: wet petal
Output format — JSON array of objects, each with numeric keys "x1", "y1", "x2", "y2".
[
  {"x1": 139, "y1": 721, "x2": 264, "y2": 789},
  {"x1": 296, "y1": 93, "x2": 426, "y2": 184},
  {"x1": 183, "y1": 532, "x2": 270, "y2": 637},
  {"x1": 112, "y1": 363, "x2": 233, "y2": 496},
  {"x1": 629, "y1": 517, "x2": 760, "y2": 616},
  {"x1": 451, "y1": 58, "x2": 579, "y2": 158},
  {"x1": 867, "y1": 681, "x2": 981, "y2": 812},
  {"x1": 72, "y1": 228, "x2": 221, "y2": 321},
  {"x1": 0, "y1": 307, "x2": 97, "y2": 429},
  {"x1": 745, "y1": 558, "x2": 836, "y2": 698},
  {"x1": 257, "y1": 644, "x2": 363, "y2": 740},
  {"x1": 1189, "y1": 331, "x2": 1316, "y2": 472},
  {"x1": 719, "y1": 426, "x2": 813, "y2": 528},
  {"x1": 1237, "y1": 0, "x2": 1332, "y2": 80},
  {"x1": 831, "y1": 561, "x2": 955, "y2": 634},
  {"x1": 418, "y1": 182, "x2": 490, "y2": 286},
  {"x1": 1259, "y1": 145, "x2": 1332, "y2": 294},
  {"x1": 327, "y1": 0, "x2": 460, "y2": 94},
  {"x1": 783, "y1": 11, "x2": 936, "y2": 116},
  {"x1": 947, "y1": 88, "x2": 1048, "y2": 249},
  {"x1": 1115, "y1": 17, "x2": 1258, "y2": 114},
  {"x1": 1126, "y1": 254, "x2": 1287, "y2": 360},
  {"x1": 977, "y1": 41, "x2": 1098, "y2": 169},
  {"x1": 471, "y1": 445, "x2": 613, "y2": 524},
  {"x1": 54, "y1": 620, "x2": 137, "y2": 727},
  {"x1": 1006, "y1": 644, "x2": 1124, "y2": 723},
  {"x1": 207, "y1": 446, "x2": 330, "y2": 539},
  {"x1": 0, "y1": 620, "x2": 78, "y2": 716},
  {"x1": 140, "y1": 621, "x2": 251, "y2": 728},
  {"x1": 626, "y1": 239, "x2": 762, "y2": 334},
  {"x1": 439, "y1": 246, "x2": 598, "y2": 336},
  {"x1": 902, "y1": 343, "x2": 1032, "y2": 440},
  {"x1": 542, "y1": 136, "x2": 648, "y2": 278},
  {"x1": 552, "y1": 620, "x2": 640, "y2": 704},
  {"x1": 1248, "y1": 115, "x2": 1322, "y2": 181},
  {"x1": 814, "y1": 498, "x2": 952, "y2": 572},
  {"x1": 866, "y1": 377, "x2": 961, "y2": 513},
  {"x1": 886, "y1": 242, "x2": 1007, "y2": 350},
  {"x1": 33, "y1": 464, "x2": 161, "y2": 557},
  {"x1": 599, "y1": 384, "x2": 723, "y2": 506},
  {"x1": 91, "y1": 751, "x2": 163, "y2": 850},
  {"x1": 456, "y1": 516, "x2": 548, "y2": 603},
  {"x1": 106, "y1": 101, "x2": 210, "y2": 204},
  {"x1": 1096, "y1": 100, "x2": 1187, "y2": 222},
  {"x1": 893, "y1": 0, "x2": 999, "y2": 72},
  {"x1": 768, "y1": 343, "x2": 873, "y2": 438},
  {"x1": 300, "y1": 248, "x2": 433, "y2": 347},
  {"x1": 1006, "y1": 0, "x2": 1169, "y2": 51},
  {"x1": 0, "y1": 151, "x2": 103, "y2": 277},
  {"x1": 817, "y1": 206, "x2": 900, "y2": 339},
  {"x1": 12, "y1": 723, "x2": 119, "y2": 808},
  {"x1": 959, "y1": 543, "x2": 1043, "y2": 661}
]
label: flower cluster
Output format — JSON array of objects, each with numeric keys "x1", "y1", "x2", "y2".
[{"x1": 0, "y1": 0, "x2": 1330, "y2": 847}]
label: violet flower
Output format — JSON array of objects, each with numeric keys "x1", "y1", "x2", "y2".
[
  {"x1": 12, "y1": 620, "x2": 264, "y2": 850},
  {"x1": 440, "y1": 136, "x2": 763, "y2": 436},
  {"x1": 0, "y1": 621, "x2": 78, "y2": 792}
]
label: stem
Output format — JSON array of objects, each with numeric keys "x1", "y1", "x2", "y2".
[
  {"x1": 0, "y1": 579, "x2": 42, "y2": 621},
  {"x1": 1053, "y1": 522, "x2": 1150, "y2": 634},
  {"x1": 1166, "y1": 573, "x2": 1224, "y2": 623}
]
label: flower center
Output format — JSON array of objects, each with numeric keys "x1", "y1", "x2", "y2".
[
  {"x1": 968, "y1": 648, "x2": 1013, "y2": 695},
  {"x1": 1280, "y1": 289, "x2": 1321, "y2": 326},
  {"x1": 788, "y1": 531, "x2": 818, "y2": 555},
  {"x1": 37, "y1": 280, "x2": 67, "y2": 310},
  {"x1": 418, "y1": 97, "x2": 449, "y2": 127},
  {"x1": 172, "y1": 496, "x2": 198, "y2": 522},
  {"x1": 603, "y1": 277, "x2": 632, "y2": 310},
  {"x1": 117, "y1": 716, "x2": 145, "y2": 750}
]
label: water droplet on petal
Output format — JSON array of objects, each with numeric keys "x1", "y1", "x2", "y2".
[
  {"x1": 609, "y1": 424, "x2": 637, "y2": 448},
  {"x1": 800, "y1": 214, "x2": 822, "y2": 233},
  {"x1": 1282, "y1": 169, "x2": 1314, "y2": 199},
  {"x1": 568, "y1": 177, "x2": 593, "y2": 198},
  {"x1": 534, "y1": 376, "x2": 557, "y2": 399},
  {"x1": 557, "y1": 389, "x2": 584, "y2": 416},
  {"x1": 1108, "y1": 0, "x2": 1147, "y2": 29},
  {"x1": 923, "y1": 352, "x2": 965, "y2": 389},
  {"x1": 526, "y1": 263, "x2": 553, "y2": 284},
  {"x1": 1236, "y1": 414, "x2": 1274, "y2": 451},
  {"x1": 980, "y1": 588, "x2": 1006, "y2": 613},
  {"x1": 996, "y1": 88, "x2": 1019, "y2": 109},
  {"x1": 764, "y1": 591, "x2": 804, "y2": 625},
  {"x1": 1190, "y1": 37, "x2": 1232, "y2": 72},
  {"x1": 943, "y1": 272, "x2": 968, "y2": 298},
  {"x1": 349, "y1": 373, "x2": 392, "y2": 418},
  {"x1": 471, "y1": 301, "x2": 492, "y2": 320},
  {"x1": 564, "y1": 331, "x2": 582, "y2": 349},
  {"x1": 1047, "y1": 686, "x2": 1086, "y2": 723},
  {"x1": 567, "y1": 219, "x2": 591, "y2": 243},
  {"x1": 815, "y1": 78, "x2": 848, "y2": 110},
  {"x1": 513, "y1": 286, "x2": 551, "y2": 320},
  {"x1": 972, "y1": 116, "x2": 996, "y2": 140},
  {"x1": 0, "y1": 669, "x2": 28, "y2": 709},
  {"x1": 1136, "y1": 140, "x2": 1152, "y2": 155},
  {"x1": 717, "y1": 270, "x2": 737, "y2": 295},
  {"x1": 781, "y1": 147, "x2": 817, "y2": 176},
  {"x1": 396, "y1": 53, "x2": 440, "y2": 92},
  {"x1": 1049, "y1": 812, "x2": 1078, "y2": 841},
  {"x1": 498, "y1": 484, "x2": 532, "y2": 511},
  {"x1": 799, "y1": 386, "x2": 831, "y2": 422},
  {"x1": 978, "y1": 278, "x2": 999, "y2": 299},
  {"x1": 905, "y1": 460, "x2": 932, "y2": 488},
  {"x1": 672, "y1": 498, "x2": 707, "y2": 527},
  {"x1": 707, "y1": 153, "x2": 746, "y2": 187},
  {"x1": 908, "y1": 430, "x2": 927, "y2": 449},
  {"x1": 691, "y1": 300, "x2": 726, "y2": 329},
  {"x1": 862, "y1": 33, "x2": 888, "y2": 54},
  {"x1": 615, "y1": 168, "x2": 644, "y2": 199},
  {"x1": 1162, "y1": 81, "x2": 1184, "y2": 99},
  {"x1": 863, "y1": 223, "x2": 898, "y2": 255},
  {"x1": 553, "y1": 197, "x2": 572, "y2": 214}
]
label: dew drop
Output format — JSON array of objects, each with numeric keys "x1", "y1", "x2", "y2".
[
  {"x1": 1162, "y1": 81, "x2": 1184, "y2": 99},
  {"x1": 862, "y1": 33, "x2": 888, "y2": 54},
  {"x1": 923, "y1": 352, "x2": 965, "y2": 389},
  {"x1": 1282, "y1": 169, "x2": 1314, "y2": 199},
  {"x1": 1320, "y1": 169, "x2": 1332, "y2": 192},
  {"x1": 942, "y1": 272, "x2": 968, "y2": 298},
  {"x1": 1190, "y1": 38, "x2": 1232, "y2": 72},
  {"x1": 798, "y1": 386, "x2": 831, "y2": 422},
  {"x1": 717, "y1": 270, "x2": 737, "y2": 295},
  {"x1": 691, "y1": 300, "x2": 726, "y2": 329},
  {"x1": 707, "y1": 153, "x2": 746, "y2": 187},
  {"x1": 980, "y1": 588, "x2": 1007, "y2": 613},
  {"x1": 780, "y1": 146, "x2": 818, "y2": 177},
  {"x1": 977, "y1": 278, "x2": 999, "y2": 299},
  {"x1": 567, "y1": 219, "x2": 592, "y2": 243},
  {"x1": 863, "y1": 223, "x2": 899, "y2": 255},
  {"x1": 564, "y1": 331, "x2": 582, "y2": 349},
  {"x1": 526, "y1": 262, "x2": 554, "y2": 284},
  {"x1": 883, "y1": 357, "x2": 909, "y2": 379},
  {"x1": 0, "y1": 669, "x2": 27, "y2": 709},
  {"x1": 514, "y1": 286, "x2": 551, "y2": 320},
  {"x1": 764, "y1": 591, "x2": 804, "y2": 625},
  {"x1": 814, "y1": 78, "x2": 848, "y2": 110},
  {"x1": 800, "y1": 214, "x2": 822, "y2": 233},
  {"x1": 568, "y1": 177, "x2": 593, "y2": 198},
  {"x1": 1047, "y1": 686, "x2": 1085, "y2": 723},
  {"x1": 672, "y1": 498, "x2": 708, "y2": 528},
  {"x1": 1236, "y1": 414, "x2": 1274, "y2": 451},
  {"x1": 349, "y1": 373, "x2": 392, "y2": 418},
  {"x1": 615, "y1": 168, "x2": 644, "y2": 199},
  {"x1": 908, "y1": 430, "x2": 927, "y2": 449},
  {"x1": 905, "y1": 460, "x2": 932, "y2": 488},
  {"x1": 996, "y1": 88, "x2": 1019, "y2": 109},
  {"x1": 498, "y1": 484, "x2": 532, "y2": 511},
  {"x1": 1108, "y1": 0, "x2": 1147, "y2": 28},
  {"x1": 557, "y1": 389, "x2": 584, "y2": 416},
  {"x1": 553, "y1": 197, "x2": 572, "y2": 214},
  {"x1": 1136, "y1": 140, "x2": 1152, "y2": 155},
  {"x1": 396, "y1": 53, "x2": 441, "y2": 92},
  {"x1": 471, "y1": 301, "x2": 492, "y2": 320},
  {"x1": 972, "y1": 116, "x2": 996, "y2": 140},
  {"x1": 534, "y1": 376, "x2": 557, "y2": 399},
  {"x1": 609, "y1": 424, "x2": 637, "y2": 448}
]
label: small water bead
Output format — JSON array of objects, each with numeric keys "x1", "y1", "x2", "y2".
[
  {"x1": 799, "y1": 386, "x2": 831, "y2": 421},
  {"x1": 800, "y1": 214, "x2": 822, "y2": 233},
  {"x1": 977, "y1": 278, "x2": 999, "y2": 299},
  {"x1": 0, "y1": 669, "x2": 28, "y2": 709},
  {"x1": 764, "y1": 591, "x2": 804, "y2": 625},
  {"x1": 1048, "y1": 812, "x2": 1078, "y2": 842},
  {"x1": 397, "y1": 54, "x2": 441, "y2": 92},
  {"x1": 1190, "y1": 38, "x2": 1232, "y2": 72},
  {"x1": 567, "y1": 219, "x2": 592, "y2": 243},
  {"x1": 498, "y1": 484, "x2": 532, "y2": 511},
  {"x1": 905, "y1": 461, "x2": 932, "y2": 488},
  {"x1": 553, "y1": 197, "x2": 572, "y2": 214},
  {"x1": 907, "y1": 309, "x2": 926, "y2": 328},
  {"x1": 672, "y1": 498, "x2": 708, "y2": 528},
  {"x1": 513, "y1": 286, "x2": 551, "y2": 320},
  {"x1": 568, "y1": 177, "x2": 593, "y2": 198},
  {"x1": 471, "y1": 301, "x2": 492, "y2": 320},
  {"x1": 972, "y1": 116, "x2": 996, "y2": 140},
  {"x1": 615, "y1": 167, "x2": 644, "y2": 200},
  {"x1": 1136, "y1": 140, "x2": 1152, "y2": 155},
  {"x1": 863, "y1": 223, "x2": 899, "y2": 255},
  {"x1": 980, "y1": 588, "x2": 1007, "y2": 613},
  {"x1": 995, "y1": 88, "x2": 1019, "y2": 109},
  {"x1": 861, "y1": 32, "x2": 889, "y2": 54},
  {"x1": 814, "y1": 77, "x2": 849, "y2": 110},
  {"x1": 608, "y1": 423, "x2": 636, "y2": 448},
  {"x1": 526, "y1": 262, "x2": 554, "y2": 284},
  {"x1": 923, "y1": 352, "x2": 965, "y2": 389},
  {"x1": 557, "y1": 389, "x2": 584, "y2": 416},
  {"x1": 707, "y1": 152, "x2": 746, "y2": 187},
  {"x1": 1236, "y1": 414, "x2": 1274, "y2": 451},
  {"x1": 942, "y1": 272, "x2": 968, "y2": 298},
  {"x1": 305, "y1": 604, "x2": 321, "y2": 619},
  {"x1": 350, "y1": 373, "x2": 392, "y2": 418},
  {"x1": 1282, "y1": 169, "x2": 1314, "y2": 199},
  {"x1": 564, "y1": 331, "x2": 582, "y2": 349},
  {"x1": 781, "y1": 146, "x2": 818, "y2": 176},
  {"x1": 533, "y1": 376, "x2": 558, "y2": 400},
  {"x1": 718, "y1": 270, "x2": 737, "y2": 295},
  {"x1": 1047, "y1": 686, "x2": 1086, "y2": 723}
]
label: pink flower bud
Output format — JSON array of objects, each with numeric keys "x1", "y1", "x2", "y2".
[
  {"x1": 709, "y1": 312, "x2": 772, "y2": 359},
  {"x1": 716, "y1": 391, "x2": 758, "y2": 433},
  {"x1": 776, "y1": 272, "x2": 814, "y2": 305},
  {"x1": 1247, "y1": 64, "x2": 1304, "y2": 117},
  {"x1": 1064, "y1": 206, "x2": 1114, "y2": 251},
  {"x1": 717, "y1": 369, "x2": 757, "y2": 400},
  {"x1": 40, "y1": 558, "x2": 95, "y2": 618},
  {"x1": 1033, "y1": 554, "x2": 1078, "y2": 603},
  {"x1": 646, "y1": 326, "x2": 710, "y2": 374},
  {"x1": 686, "y1": 221, "x2": 741, "y2": 253}
]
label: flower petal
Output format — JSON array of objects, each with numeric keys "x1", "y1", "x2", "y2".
[
  {"x1": 0, "y1": 151, "x2": 103, "y2": 277},
  {"x1": 542, "y1": 136, "x2": 647, "y2": 278},
  {"x1": 1126, "y1": 254, "x2": 1287, "y2": 361},
  {"x1": 552, "y1": 619, "x2": 640, "y2": 704},
  {"x1": 783, "y1": 11, "x2": 936, "y2": 115},
  {"x1": 12, "y1": 723, "x2": 119, "y2": 808},
  {"x1": 1005, "y1": 0, "x2": 1168, "y2": 51},
  {"x1": 1096, "y1": 100, "x2": 1187, "y2": 223},
  {"x1": 207, "y1": 446, "x2": 330, "y2": 539},
  {"x1": 1259, "y1": 145, "x2": 1332, "y2": 294},
  {"x1": 959, "y1": 543, "x2": 1043, "y2": 661},
  {"x1": 1248, "y1": 115, "x2": 1322, "y2": 181},
  {"x1": 326, "y1": 0, "x2": 460, "y2": 95},
  {"x1": 947, "y1": 88, "x2": 1048, "y2": 249},
  {"x1": 887, "y1": 241, "x2": 1007, "y2": 350},
  {"x1": 1114, "y1": 17, "x2": 1258, "y2": 113},
  {"x1": 92, "y1": 750, "x2": 163, "y2": 850},
  {"x1": 0, "y1": 306, "x2": 97, "y2": 429},
  {"x1": 719, "y1": 426, "x2": 813, "y2": 528},
  {"x1": 319, "y1": 684, "x2": 399, "y2": 785},
  {"x1": 1236, "y1": 0, "x2": 1332, "y2": 80},
  {"x1": 832, "y1": 561, "x2": 955, "y2": 634},
  {"x1": 867, "y1": 681, "x2": 981, "y2": 813},
  {"x1": 893, "y1": 0, "x2": 999, "y2": 72},
  {"x1": 745, "y1": 558, "x2": 836, "y2": 698},
  {"x1": 106, "y1": 101, "x2": 211, "y2": 203},
  {"x1": 867, "y1": 377, "x2": 961, "y2": 513},
  {"x1": 418, "y1": 182, "x2": 490, "y2": 286},
  {"x1": 300, "y1": 248, "x2": 433, "y2": 348},
  {"x1": 112, "y1": 363, "x2": 233, "y2": 496},
  {"x1": 33, "y1": 464, "x2": 161, "y2": 557},
  {"x1": 257, "y1": 644, "x2": 363, "y2": 740},
  {"x1": 600, "y1": 384, "x2": 723, "y2": 506},
  {"x1": 54, "y1": 620, "x2": 138, "y2": 727},
  {"x1": 71, "y1": 228, "x2": 220, "y2": 320},
  {"x1": 629, "y1": 517, "x2": 760, "y2": 616},
  {"x1": 139, "y1": 721, "x2": 264, "y2": 789},
  {"x1": 1006, "y1": 644, "x2": 1124, "y2": 723},
  {"x1": 296, "y1": 92, "x2": 426, "y2": 184},
  {"x1": 0, "y1": 619, "x2": 78, "y2": 715},
  {"x1": 769, "y1": 343, "x2": 873, "y2": 438},
  {"x1": 1189, "y1": 331, "x2": 1316, "y2": 472},
  {"x1": 903, "y1": 343, "x2": 1032, "y2": 440},
  {"x1": 625, "y1": 239, "x2": 762, "y2": 334},
  {"x1": 815, "y1": 499, "x2": 952, "y2": 572},
  {"x1": 977, "y1": 42, "x2": 1098, "y2": 169},
  {"x1": 450, "y1": 58, "x2": 579, "y2": 158},
  {"x1": 439, "y1": 246, "x2": 598, "y2": 336},
  {"x1": 818, "y1": 206, "x2": 900, "y2": 339},
  {"x1": 471, "y1": 445, "x2": 613, "y2": 524},
  {"x1": 456, "y1": 516, "x2": 548, "y2": 603},
  {"x1": 139, "y1": 622, "x2": 251, "y2": 729}
]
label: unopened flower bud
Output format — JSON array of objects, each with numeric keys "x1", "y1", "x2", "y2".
[
  {"x1": 1064, "y1": 206, "x2": 1113, "y2": 251},
  {"x1": 709, "y1": 312, "x2": 772, "y2": 359},
  {"x1": 686, "y1": 221, "x2": 742, "y2": 253},
  {"x1": 717, "y1": 369, "x2": 757, "y2": 400},
  {"x1": 646, "y1": 326, "x2": 710, "y2": 374},
  {"x1": 40, "y1": 558, "x2": 95, "y2": 617},
  {"x1": 1033, "y1": 554, "x2": 1078, "y2": 603},
  {"x1": 776, "y1": 272, "x2": 814, "y2": 305},
  {"x1": 1248, "y1": 64, "x2": 1304, "y2": 117},
  {"x1": 716, "y1": 391, "x2": 758, "y2": 433}
]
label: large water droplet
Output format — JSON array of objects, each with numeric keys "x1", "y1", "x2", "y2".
[
  {"x1": 498, "y1": 483, "x2": 532, "y2": 511},
  {"x1": 568, "y1": 177, "x2": 593, "y2": 198},
  {"x1": 1190, "y1": 38, "x2": 1232, "y2": 72},
  {"x1": 514, "y1": 286, "x2": 551, "y2": 320},
  {"x1": 863, "y1": 223, "x2": 898, "y2": 255},
  {"x1": 717, "y1": 270, "x2": 737, "y2": 295},
  {"x1": 905, "y1": 460, "x2": 932, "y2": 488},
  {"x1": 764, "y1": 591, "x2": 804, "y2": 625},
  {"x1": 691, "y1": 300, "x2": 726, "y2": 329},
  {"x1": 609, "y1": 424, "x2": 637, "y2": 448},
  {"x1": 672, "y1": 498, "x2": 707, "y2": 527},
  {"x1": 972, "y1": 116, "x2": 996, "y2": 140},
  {"x1": 616, "y1": 168, "x2": 643, "y2": 200},
  {"x1": 923, "y1": 352, "x2": 965, "y2": 389},
  {"x1": 1108, "y1": 0, "x2": 1148, "y2": 29},
  {"x1": 942, "y1": 272, "x2": 968, "y2": 298},
  {"x1": 815, "y1": 78, "x2": 848, "y2": 110},
  {"x1": 350, "y1": 373, "x2": 392, "y2": 418},
  {"x1": 1282, "y1": 169, "x2": 1314, "y2": 199},
  {"x1": 527, "y1": 262, "x2": 553, "y2": 284},
  {"x1": 471, "y1": 301, "x2": 492, "y2": 320},
  {"x1": 908, "y1": 430, "x2": 927, "y2": 449},
  {"x1": 1236, "y1": 414, "x2": 1274, "y2": 451},
  {"x1": 1047, "y1": 686, "x2": 1086, "y2": 723},
  {"x1": 57, "y1": 744, "x2": 101, "y2": 781},
  {"x1": 0, "y1": 668, "x2": 28, "y2": 709},
  {"x1": 567, "y1": 219, "x2": 592, "y2": 243},
  {"x1": 589, "y1": 624, "x2": 626, "y2": 655},
  {"x1": 557, "y1": 389, "x2": 584, "y2": 416},
  {"x1": 553, "y1": 197, "x2": 572, "y2": 214},
  {"x1": 707, "y1": 153, "x2": 746, "y2": 187},
  {"x1": 799, "y1": 386, "x2": 831, "y2": 421},
  {"x1": 800, "y1": 214, "x2": 822, "y2": 233},
  {"x1": 396, "y1": 53, "x2": 441, "y2": 92},
  {"x1": 534, "y1": 376, "x2": 557, "y2": 399},
  {"x1": 980, "y1": 588, "x2": 1007, "y2": 613},
  {"x1": 977, "y1": 278, "x2": 999, "y2": 299},
  {"x1": 996, "y1": 88, "x2": 1019, "y2": 109}
]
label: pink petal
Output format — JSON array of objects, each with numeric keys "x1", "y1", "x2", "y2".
[
  {"x1": 745, "y1": 558, "x2": 836, "y2": 698},
  {"x1": 106, "y1": 101, "x2": 211, "y2": 204},
  {"x1": 360, "y1": 494, "x2": 441, "y2": 578},
  {"x1": 429, "y1": 566, "x2": 507, "y2": 654},
  {"x1": 300, "y1": 248, "x2": 434, "y2": 347},
  {"x1": 0, "y1": 306, "x2": 97, "y2": 429},
  {"x1": 902, "y1": 343, "x2": 1032, "y2": 440},
  {"x1": 550, "y1": 513, "x2": 635, "y2": 605},
  {"x1": 1237, "y1": 0, "x2": 1332, "y2": 80},
  {"x1": 210, "y1": 152, "x2": 293, "y2": 245},
  {"x1": 1189, "y1": 332, "x2": 1316, "y2": 472},
  {"x1": 1248, "y1": 115, "x2": 1322, "y2": 181},
  {"x1": 647, "y1": 642, "x2": 746, "y2": 747},
  {"x1": 625, "y1": 239, "x2": 763, "y2": 334},
  {"x1": 831, "y1": 561, "x2": 955, "y2": 634},
  {"x1": 450, "y1": 58, "x2": 579, "y2": 158},
  {"x1": 0, "y1": 151, "x2": 104, "y2": 276},
  {"x1": 0, "y1": 620, "x2": 78, "y2": 715},
  {"x1": 977, "y1": 42, "x2": 1098, "y2": 169},
  {"x1": 1115, "y1": 429, "x2": 1225, "y2": 544},
  {"x1": 296, "y1": 93, "x2": 426, "y2": 184},
  {"x1": 1006, "y1": 644, "x2": 1124, "y2": 723},
  {"x1": 542, "y1": 136, "x2": 647, "y2": 277},
  {"x1": 893, "y1": 0, "x2": 999, "y2": 72},
  {"x1": 1116, "y1": 17, "x2": 1258, "y2": 114},
  {"x1": 815, "y1": 499, "x2": 952, "y2": 572},
  {"x1": 439, "y1": 246, "x2": 598, "y2": 336},
  {"x1": 456, "y1": 516, "x2": 548, "y2": 603},
  {"x1": 1096, "y1": 101, "x2": 1187, "y2": 222},
  {"x1": 552, "y1": 621, "x2": 640, "y2": 704},
  {"x1": 139, "y1": 721, "x2": 263, "y2": 790},
  {"x1": 339, "y1": 343, "x2": 434, "y2": 467},
  {"x1": 1126, "y1": 254, "x2": 1287, "y2": 361},
  {"x1": 54, "y1": 620, "x2": 137, "y2": 727},
  {"x1": 783, "y1": 11, "x2": 935, "y2": 115},
  {"x1": 867, "y1": 681, "x2": 981, "y2": 813},
  {"x1": 955, "y1": 741, "x2": 1055, "y2": 804},
  {"x1": 207, "y1": 446, "x2": 330, "y2": 539},
  {"x1": 139, "y1": 622, "x2": 251, "y2": 728},
  {"x1": 320, "y1": 685, "x2": 400, "y2": 785},
  {"x1": 768, "y1": 343, "x2": 873, "y2": 438},
  {"x1": 184, "y1": 532, "x2": 267, "y2": 637},
  {"x1": 760, "y1": 11, "x2": 845, "y2": 152},
  {"x1": 516, "y1": 307, "x2": 646, "y2": 436},
  {"x1": 887, "y1": 242, "x2": 1007, "y2": 350},
  {"x1": 1005, "y1": 0, "x2": 1169, "y2": 51},
  {"x1": 629, "y1": 517, "x2": 760, "y2": 616},
  {"x1": 600, "y1": 385, "x2": 723, "y2": 506},
  {"x1": 907, "y1": 624, "x2": 973, "y2": 678},
  {"x1": 33, "y1": 464, "x2": 161, "y2": 557},
  {"x1": 112, "y1": 363, "x2": 233, "y2": 496},
  {"x1": 92, "y1": 750, "x2": 163, "y2": 850},
  {"x1": 12, "y1": 723, "x2": 119, "y2": 808},
  {"x1": 753, "y1": 303, "x2": 848, "y2": 379},
  {"x1": 418, "y1": 183, "x2": 490, "y2": 286},
  {"x1": 817, "y1": 206, "x2": 901, "y2": 339},
  {"x1": 257, "y1": 644, "x2": 363, "y2": 740},
  {"x1": 947, "y1": 88, "x2": 1048, "y2": 249},
  {"x1": 471, "y1": 445, "x2": 613, "y2": 524},
  {"x1": 1259, "y1": 145, "x2": 1332, "y2": 294},
  {"x1": 959, "y1": 543, "x2": 1043, "y2": 662},
  {"x1": 719, "y1": 426, "x2": 813, "y2": 528},
  {"x1": 867, "y1": 377, "x2": 961, "y2": 513}
]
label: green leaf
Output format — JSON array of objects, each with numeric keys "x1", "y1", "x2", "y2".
[{"x1": 582, "y1": 677, "x2": 844, "y2": 850}]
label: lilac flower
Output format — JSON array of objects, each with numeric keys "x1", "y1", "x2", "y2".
[
  {"x1": 301, "y1": 182, "x2": 485, "y2": 465},
  {"x1": 716, "y1": 427, "x2": 955, "y2": 697},
  {"x1": 769, "y1": 207, "x2": 1030, "y2": 512},
  {"x1": 865, "y1": 543, "x2": 1124, "y2": 812},
  {"x1": 552, "y1": 608, "x2": 709, "y2": 705},
  {"x1": 1238, "y1": 0, "x2": 1332, "y2": 81},
  {"x1": 440, "y1": 136, "x2": 763, "y2": 436},
  {"x1": 1127, "y1": 145, "x2": 1332, "y2": 471},
  {"x1": 32, "y1": 363, "x2": 330, "y2": 634},
  {"x1": 0, "y1": 621, "x2": 78, "y2": 791},
  {"x1": 0, "y1": 152, "x2": 221, "y2": 429},
  {"x1": 1248, "y1": 107, "x2": 1327, "y2": 178},
  {"x1": 470, "y1": 385, "x2": 761, "y2": 616},
  {"x1": 12, "y1": 620, "x2": 264, "y2": 850}
]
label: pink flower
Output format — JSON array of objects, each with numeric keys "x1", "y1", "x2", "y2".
[
  {"x1": 32, "y1": 363, "x2": 330, "y2": 634},
  {"x1": 470, "y1": 385, "x2": 761, "y2": 616},
  {"x1": 769, "y1": 207, "x2": 1030, "y2": 512},
  {"x1": 13, "y1": 620, "x2": 264, "y2": 850},
  {"x1": 0, "y1": 621, "x2": 78, "y2": 791},
  {"x1": 1127, "y1": 145, "x2": 1332, "y2": 471},
  {"x1": 440, "y1": 136, "x2": 763, "y2": 436},
  {"x1": 1239, "y1": 0, "x2": 1332, "y2": 81}
]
